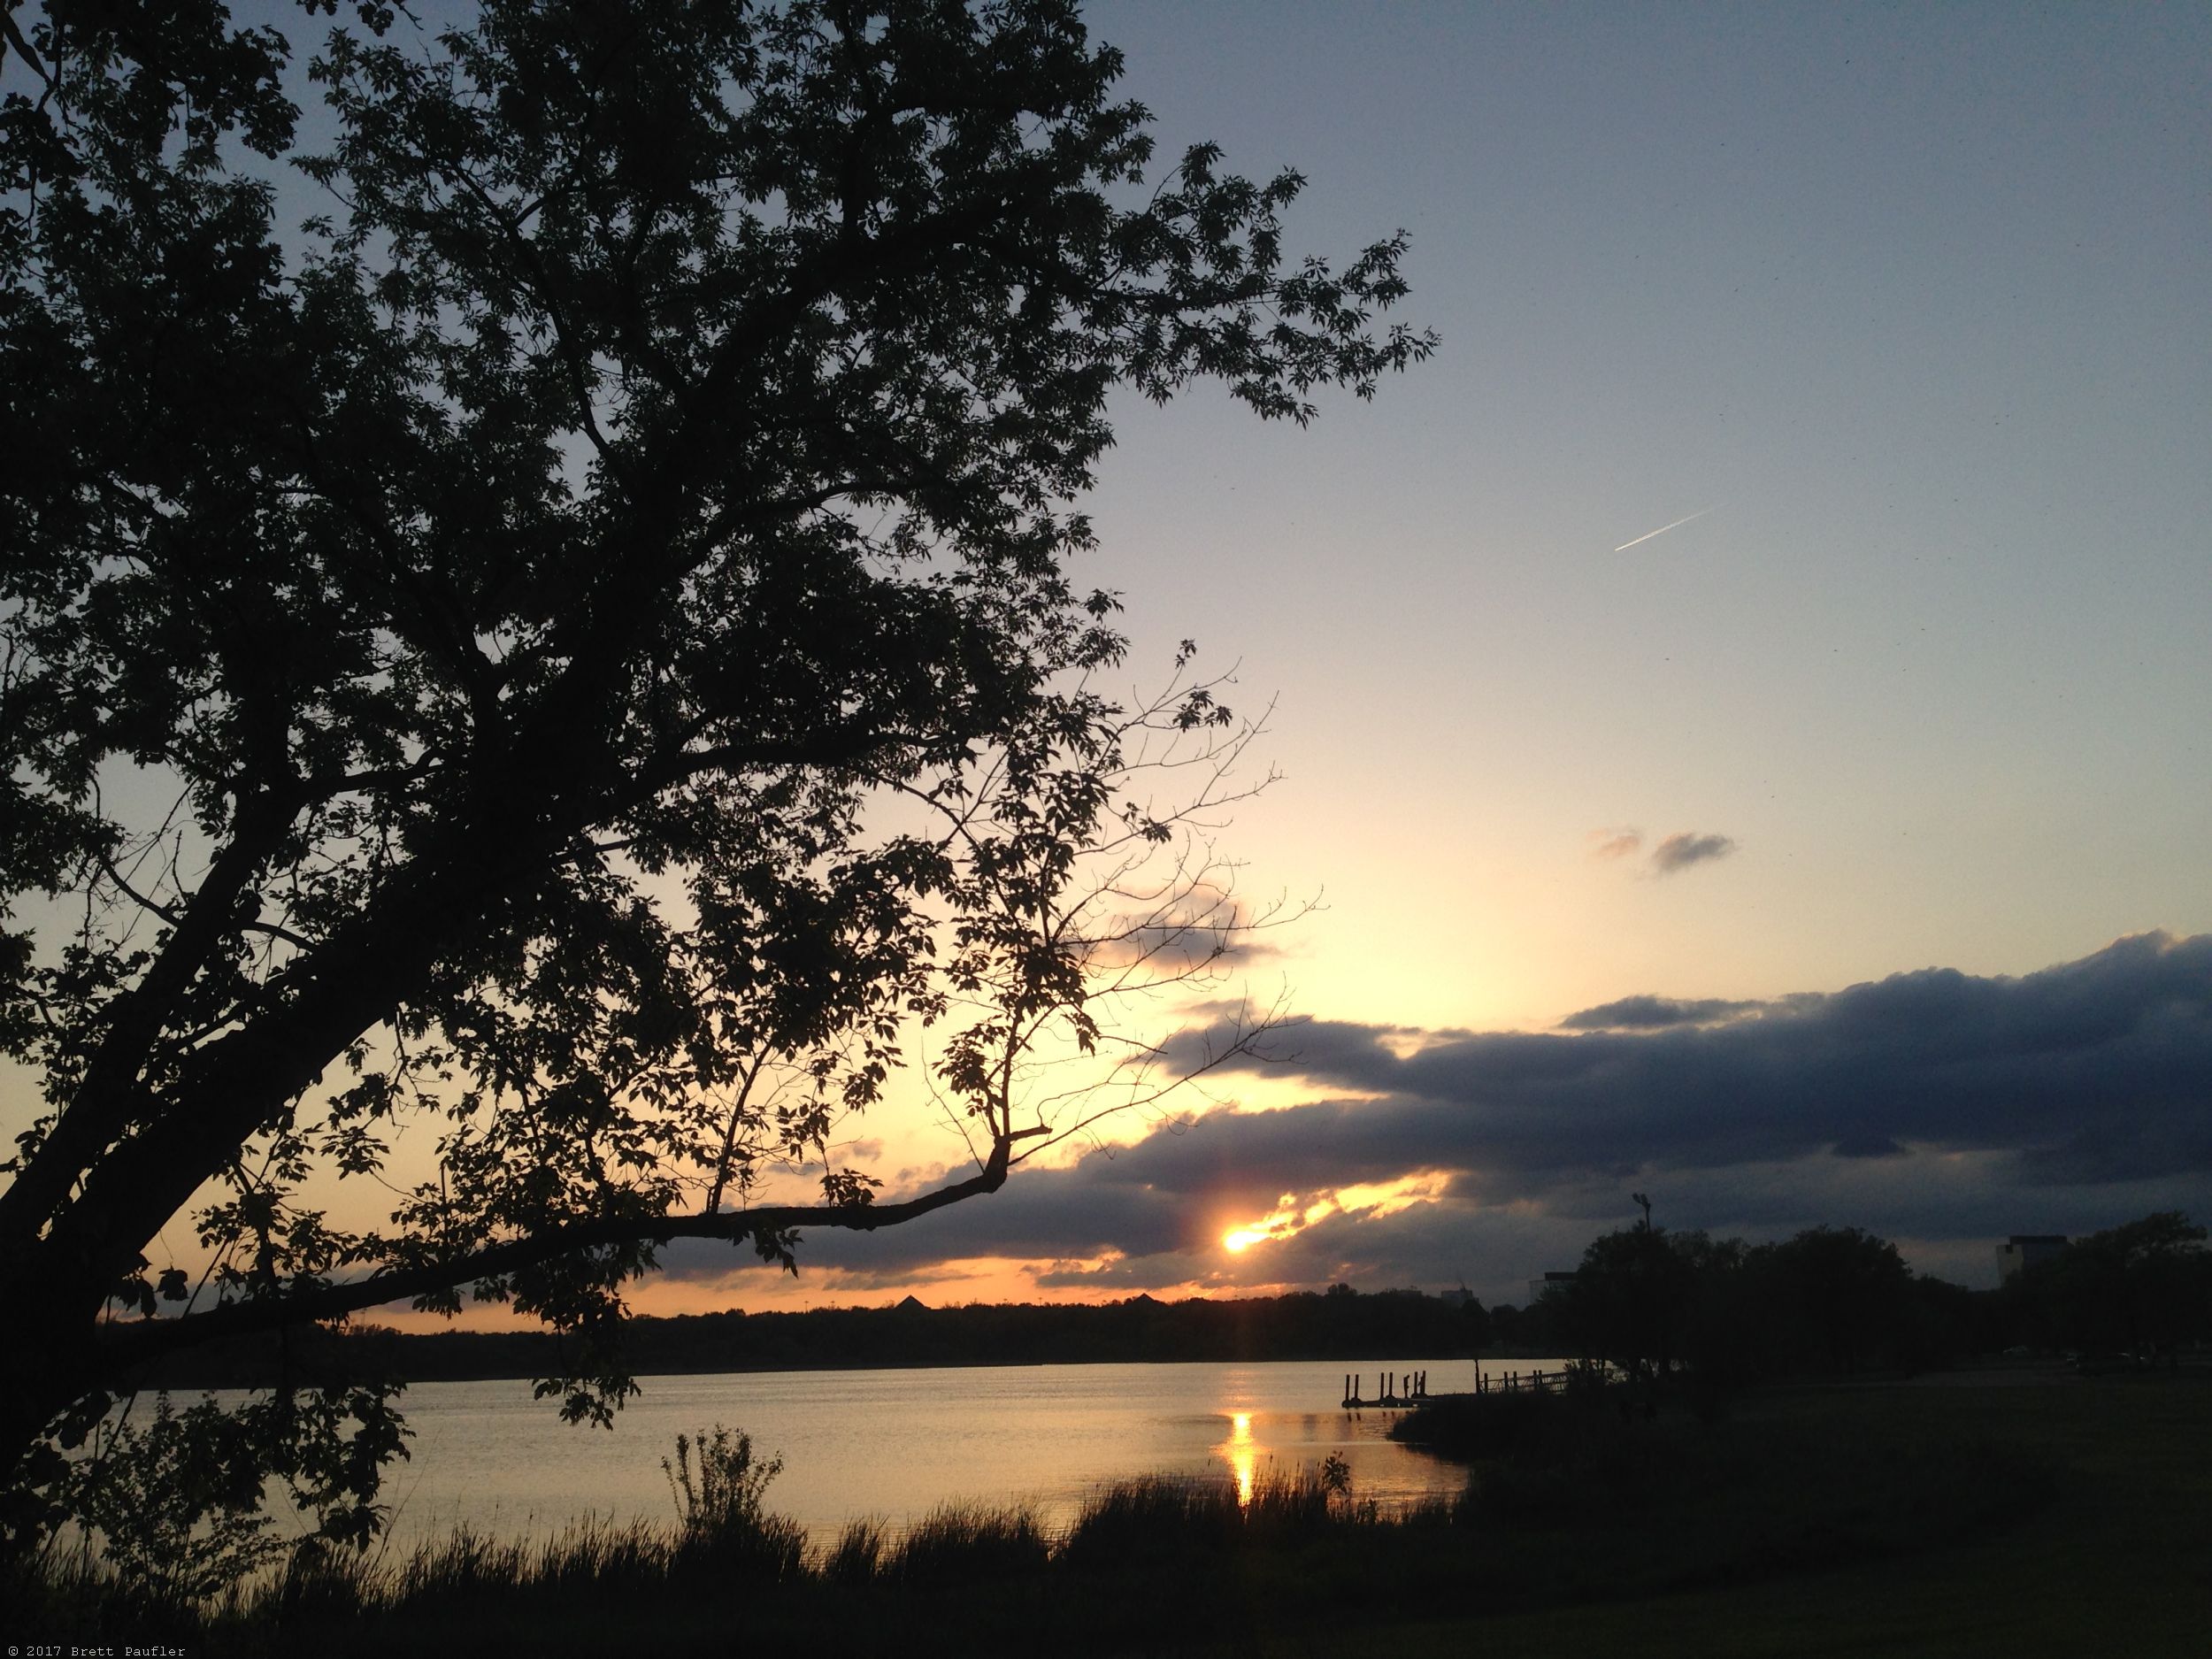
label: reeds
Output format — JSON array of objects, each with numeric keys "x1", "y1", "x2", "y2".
[
  {"x1": 8, "y1": 1398, "x2": 2063, "y2": 1657},
  {"x1": 10, "y1": 1460, "x2": 1407, "y2": 1640},
  {"x1": 885, "y1": 1502, "x2": 1050, "y2": 1584}
]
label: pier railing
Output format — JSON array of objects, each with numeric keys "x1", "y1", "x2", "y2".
[
  {"x1": 1340, "y1": 1369, "x2": 1435, "y2": 1408},
  {"x1": 1340, "y1": 1366, "x2": 1568, "y2": 1409}
]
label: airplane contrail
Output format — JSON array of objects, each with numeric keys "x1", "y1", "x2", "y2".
[{"x1": 1613, "y1": 505, "x2": 1717, "y2": 553}]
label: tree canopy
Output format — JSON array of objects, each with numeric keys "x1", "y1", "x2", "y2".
[
  {"x1": 0, "y1": 0, "x2": 1431, "y2": 1550},
  {"x1": 2004, "y1": 1212, "x2": 2210, "y2": 1360},
  {"x1": 1550, "y1": 1220, "x2": 1972, "y2": 1384}
]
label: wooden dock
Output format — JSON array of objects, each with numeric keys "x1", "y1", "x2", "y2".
[
  {"x1": 1340, "y1": 1370, "x2": 1431, "y2": 1408},
  {"x1": 1340, "y1": 1365, "x2": 1571, "y2": 1409}
]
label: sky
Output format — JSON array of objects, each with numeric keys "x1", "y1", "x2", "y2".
[
  {"x1": 732, "y1": 0, "x2": 2212, "y2": 1310},
  {"x1": 9, "y1": 2, "x2": 2210, "y2": 1319}
]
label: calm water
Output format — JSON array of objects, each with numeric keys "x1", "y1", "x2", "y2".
[{"x1": 365, "y1": 1357, "x2": 1558, "y2": 1546}]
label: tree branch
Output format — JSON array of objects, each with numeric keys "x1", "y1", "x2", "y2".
[
  {"x1": 0, "y1": 6, "x2": 56, "y2": 98},
  {"x1": 93, "y1": 1140, "x2": 1016, "y2": 1371},
  {"x1": 0, "y1": 786, "x2": 306, "y2": 1246}
]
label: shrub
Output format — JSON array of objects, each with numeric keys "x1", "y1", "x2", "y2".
[
  {"x1": 67, "y1": 1394, "x2": 286, "y2": 1603},
  {"x1": 661, "y1": 1426, "x2": 804, "y2": 1583},
  {"x1": 662, "y1": 1426, "x2": 782, "y2": 1536}
]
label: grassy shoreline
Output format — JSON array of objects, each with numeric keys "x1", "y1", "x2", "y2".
[{"x1": 12, "y1": 1370, "x2": 2205, "y2": 1657}]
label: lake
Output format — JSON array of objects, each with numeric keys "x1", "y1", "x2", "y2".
[{"x1": 368, "y1": 1356, "x2": 1563, "y2": 1547}]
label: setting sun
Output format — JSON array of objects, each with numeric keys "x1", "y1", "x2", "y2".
[
  {"x1": 1219, "y1": 1193, "x2": 1319, "y2": 1256},
  {"x1": 1220, "y1": 1174, "x2": 1451, "y2": 1257}
]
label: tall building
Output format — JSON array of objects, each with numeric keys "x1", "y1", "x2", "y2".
[{"x1": 1996, "y1": 1234, "x2": 2068, "y2": 1282}]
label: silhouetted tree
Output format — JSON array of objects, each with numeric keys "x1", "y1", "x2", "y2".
[
  {"x1": 1555, "y1": 1226, "x2": 1741, "y2": 1381},
  {"x1": 1757, "y1": 1225, "x2": 1915, "y2": 1374},
  {"x1": 0, "y1": 0, "x2": 1431, "y2": 1551},
  {"x1": 1551, "y1": 1221, "x2": 1967, "y2": 1385},
  {"x1": 2008, "y1": 1212, "x2": 2209, "y2": 1361},
  {"x1": 1898, "y1": 1271, "x2": 1978, "y2": 1371}
]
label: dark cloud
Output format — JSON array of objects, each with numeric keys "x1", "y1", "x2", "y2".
[
  {"x1": 1171, "y1": 933, "x2": 2212, "y2": 1182},
  {"x1": 1077, "y1": 916, "x2": 1288, "y2": 974},
  {"x1": 785, "y1": 1258, "x2": 985, "y2": 1294},
  {"x1": 672, "y1": 933, "x2": 2212, "y2": 1302},
  {"x1": 1649, "y1": 832, "x2": 1738, "y2": 874},
  {"x1": 1558, "y1": 994, "x2": 1761, "y2": 1031}
]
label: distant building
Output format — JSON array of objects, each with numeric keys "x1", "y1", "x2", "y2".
[
  {"x1": 1528, "y1": 1271, "x2": 1578, "y2": 1303},
  {"x1": 1995, "y1": 1235, "x2": 2068, "y2": 1282},
  {"x1": 1438, "y1": 1286, "x2": 1478, "y2": 1309}
]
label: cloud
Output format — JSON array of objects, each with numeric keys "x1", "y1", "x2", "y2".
[
  {"x1": 1588, "y1": 827, "x2": 1643, "y2": 861},
  {"x1": 669, "y1": 933, "x2": 2212, "y2": 1302},
  {"x1": 1078, "y1": 917, "x2": 1287, "y2": 974},
  {"x1": 1169, "y1": 933, "x2": 2212, "y2": 1181},
  {"x1": 1558, "y1": 995, "x2": 1760, "y2": 1031},
  {"x1": 1649, "y1": 832, "x2": 1738, "y2": 874}
]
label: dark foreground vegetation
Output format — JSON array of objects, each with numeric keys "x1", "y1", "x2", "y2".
[{"x1": 22, "y1": 1371, "x2": 2212, "y2": 1659}]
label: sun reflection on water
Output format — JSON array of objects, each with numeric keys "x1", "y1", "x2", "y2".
[{"x1": 1222, "y1": 1411, "x2": 1256, "y2": 1507}]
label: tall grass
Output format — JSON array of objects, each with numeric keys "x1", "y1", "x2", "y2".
[
  {"x1": 8, "y1": 1459, "x2": 1395, "y2": 1649},
  {"x1": 9, "y1": 1391, "x2": 2074, "y2": 1656}
]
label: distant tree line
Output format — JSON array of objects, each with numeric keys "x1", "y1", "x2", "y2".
[
  {"x1": 132, "y1": 1284, "x2": 1489, "y2": 1391},
  {"x1": 1513, "y1": 1210, "x2": 2209, "y2": 1386},
  {"x1": 121, "y1": 1211, "x2": 2205, "y2": 1395}
]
